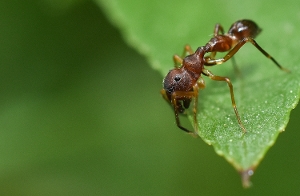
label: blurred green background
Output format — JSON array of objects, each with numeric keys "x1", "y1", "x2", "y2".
[{"x1": 0, "y1": 0, "x2": 299, "y2": 195}]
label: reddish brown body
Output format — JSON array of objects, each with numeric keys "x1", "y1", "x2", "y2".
[{"x1": 161, "y1": 19, "x2": 289, "y2": 136}]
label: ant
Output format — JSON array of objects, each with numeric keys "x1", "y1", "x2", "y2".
[{"x1": 161, "y1": 19, "x2": 289, "y2": 137}]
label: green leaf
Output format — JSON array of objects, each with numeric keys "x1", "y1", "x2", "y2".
[{"x1": 96, "y1": 0, "x2": 300, "y2": 187}]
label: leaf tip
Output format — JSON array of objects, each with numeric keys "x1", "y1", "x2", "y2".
[{"x1": 240, "y1": 168, "x2": 255, "y2": 188}]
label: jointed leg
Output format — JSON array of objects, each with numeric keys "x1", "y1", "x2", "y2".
[
  {"x1": 203, "y1": 37, "x2": 289, "y2": 72},
  {"x1": 181, "y1": 45, "x2": 194, "y2": 56},
  {"x1": 173, "y1": 55, "x2": 183, "y2": 68},
  {"x1": 160, "y1": 89, "x2": 170, "y2": 103},
  {"x1": 204, "y1": 23, "x2": 225, "y2": 62},
  {"x1": 206, "y1": 24, "x2": 241, "y2": 74},
  {"x1": 214, "y1": 23, "x2": 225, "y2": 36},
  {"x1": 202, "y1": 69, "x2": 247, "y2": 133},
  {"x1": 161, "y1": 89, "x2": 190, "y2": 132},
  {"x1": 173, "y1": 45, "x2": 194, "y2": 68},
  {"x1": 248, "y1": 38, "x2": 290, "y2": 72},
  {"x1": 192, "y1": 78, "x2": 206, "y2": 134},
  {"x1": 205, "y1": 55, "x2": 242, "y2": 76},
  {"x1": 170, "y1": 90, "x2": 199, "y2": 137}
]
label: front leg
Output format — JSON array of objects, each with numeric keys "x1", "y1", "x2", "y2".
[
  {"x1": 173, "y1": 45, "x2": 194, "y2": 68},
  {"x1": 171, "y1": 90, "x2": 199, "y2": 137}
]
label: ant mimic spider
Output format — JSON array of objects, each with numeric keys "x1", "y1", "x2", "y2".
[{"x1": 161, "y1": 19, "x2": 289, "y2": 137}]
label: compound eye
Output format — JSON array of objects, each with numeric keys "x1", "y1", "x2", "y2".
[{"x1": 174, "y1": 75, "x2": 181, "y2": 82}]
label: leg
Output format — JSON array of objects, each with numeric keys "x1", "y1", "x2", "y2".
[
  {"x1": 204, "y1": 37, "x2": 290, "y2": 72},
  {"x1": 173, "y1": 55, "x2": 183, "y2": 68},
  {"x1": 202, "y1": 69, "x2": 247, "y2": 133},
  {"x1": 205, "y1": 24, "x2": 225, "y2": 61},
  {"x1": 214, "y1": 23, "x2": 225, "y2": 36},
  {"x1": 170, "y1": 90, "x2": 199, "y2": 137},
  {"x1": 192, "y1": 78, "x2": 206, "y2": 133},
  {"x1": 205, "y1": 54, "x2": 241, "y2": 75},
  {"x1": 181, "y1": 45, "x2": 194, "y2": 56},
  {"x1": 160, "y1": 89, "x2": 170, "y2": 103},
  {"x1": 173, "y1": 45, "x2": 194, "y2": 68}
]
